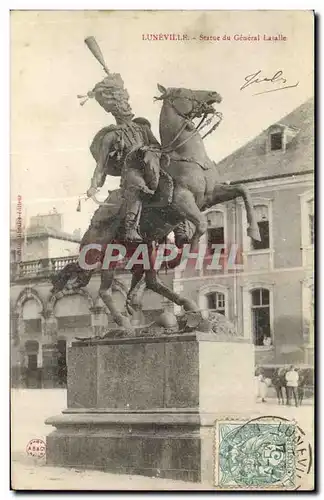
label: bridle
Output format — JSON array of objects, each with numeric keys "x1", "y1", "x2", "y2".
[
  {"x1": 156, "y1": 90, "x2": 223, "y2": 153},
  {"x1": 160, "y1": 90, "x2": 207, "y2": 120},
  {"x1": 82, "y1": 90, "x2": 223, "y2": 208}
]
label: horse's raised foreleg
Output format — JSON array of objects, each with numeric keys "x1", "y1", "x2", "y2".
[
  {"x1": 145, "y1": 269, "x2": 199, "y2": 311},
  {"x1": 99, "y1": 269, "x2": 133, "y2": 330}
]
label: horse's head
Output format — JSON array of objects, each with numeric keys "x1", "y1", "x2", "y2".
[{"x1": 156, "y1": 83, "x2": 222, "y2": 120}]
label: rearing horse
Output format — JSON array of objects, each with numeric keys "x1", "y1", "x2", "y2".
[
  {"x1": 156, "y1": 84, "x2": 260, "y2": 247},
  {"x1": 52, "y1": 84, "x2": 261, "y2": 332}
]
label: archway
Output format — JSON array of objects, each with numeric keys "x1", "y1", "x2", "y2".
[
  {"x1": 13, "y1": 288, "x2": 45, "y2": 387},
  {"x1": 44, "y1": 289, "x2": 94, "y2": 387}
]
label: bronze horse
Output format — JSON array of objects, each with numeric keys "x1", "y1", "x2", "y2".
[
  {"x1": 157, "y1": 84, "x2": 260, "y2": 245},
  {"x1": 53, "y1": 85, "x2": 261, "y2": 331}
]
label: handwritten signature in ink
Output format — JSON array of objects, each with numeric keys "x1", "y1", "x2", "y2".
[{"x1": 240, "y1": 70, "x2": 299, "y2": 95}]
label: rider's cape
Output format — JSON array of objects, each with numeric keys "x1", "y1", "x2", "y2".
[
  {"x1": 89, "y1": 118, "x2": 160, "y2": 177},
  {"x1": 90, "y1": 188, "x2": 124, "y2": 228}
]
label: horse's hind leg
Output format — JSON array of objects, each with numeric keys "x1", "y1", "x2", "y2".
[
  {"x1": 145, "y1": 269, "x2": 199, "y2": 312},
  {"x1": 99, "y1": 269, "x2": 133, "y2": 331},
  {"x1": 211, "y1": 183, "x2": 261, "y2": 242},
  {"x1": 236, "y1": 184, "x2": 261, "y2": 242},
  {"x1": 126, "y1": 268, "x2": 145, "y2": 318}
]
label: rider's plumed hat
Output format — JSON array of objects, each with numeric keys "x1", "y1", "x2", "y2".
[{"x1": 78, "y1": 73, "x2": 133, "y2": 119}]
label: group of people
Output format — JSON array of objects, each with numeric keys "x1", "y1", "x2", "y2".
[{"x1": 256, "y1": 365, "x2": 307, "y2": 407}]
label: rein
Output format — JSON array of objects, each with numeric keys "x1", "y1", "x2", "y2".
[
  {"x1": 82, "y1": 92, "x2": 223, "y2": 208},
  {"x1": 159, "y1": 93, "x2": 223, "y2": 154}
]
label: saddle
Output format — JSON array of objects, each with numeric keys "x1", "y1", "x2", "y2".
[
  {"x1": 147, "y1": 168, "x2": 174, "y2": 208},
  {"x1": 126, "y1": 148, "x2": 174, "y2": 208}
]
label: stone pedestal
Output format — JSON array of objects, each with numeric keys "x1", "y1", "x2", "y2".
[{"x1": 45, "y1": 333, "x2": 255, "y2": 483}]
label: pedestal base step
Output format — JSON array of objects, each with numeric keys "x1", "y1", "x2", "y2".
[{"x1": 46, "y1": 412, "x2": 201, "y2": 482}]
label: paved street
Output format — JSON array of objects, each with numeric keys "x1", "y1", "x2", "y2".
[{"x1": 11, "y1": 389, "x2": 314, "y2": 491}]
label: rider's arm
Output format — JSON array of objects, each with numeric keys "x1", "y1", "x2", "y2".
[
  {"x1": 90, "y1": 162, "x2": 106, "y2": 189},
  {"x1": 88, "y1": 134, "x2": 113, "y2": 195}
]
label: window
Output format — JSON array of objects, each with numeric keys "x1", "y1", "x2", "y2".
[
  {"x1": 206, "y1": 291, "x2": 225, "y2": 315},
  {"x1": 25, "y1": 339, "x2": 39, "y2": 352},
  {"x1": 207, "y1": 227, "x2": 224, "y2": 246},
  {"x1": 206, "y1": 210, "x2": 225, "y2": 249},
  {"x1": 27, "y1": 354, "x2": 38, "y2": 370},
  {"x1": 57, "y1": 314, "x2": 91, "y2": 329},
  {"x1": 25, "y1": 340, "x2": 39, "y2": 369},
  {"x1": 24, "y1": 318, "x2": 42, "y2": 334},
  {"x1": 251, "y1": 205, "x2": 269, "y2": 250},
  {"x1": 251, "y1": 288, "x2": 271, "y2": 346},
  {"x1": 308, "y1": 199, "x2": 314, "y2": 245},
  {"x1": 270, "y1": 132, "x2": 283, "y2": 151}
]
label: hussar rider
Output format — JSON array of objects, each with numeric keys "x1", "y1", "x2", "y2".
[
  {"x1": 83, "y1": 72, "x2": 161, "y2": 242},
  {"x1": 51, "y1": 73, "x2": 161, "y2": 293}
]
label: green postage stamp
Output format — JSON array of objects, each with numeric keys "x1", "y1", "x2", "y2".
[{"x1": 214, "y1": 416, "x2": 302, "y2": 490}]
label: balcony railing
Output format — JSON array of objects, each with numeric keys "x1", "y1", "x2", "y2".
[
  {"x1": 10, "y1": 254, "x2": 131, "y2": 281},
  {"x1": 52, "y1": 256, "x2": 78, "y2": 272},
  {"x1": 11, "y1": 255, "x2": 79, "y2": 281}
]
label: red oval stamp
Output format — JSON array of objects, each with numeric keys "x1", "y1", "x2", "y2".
[{"x1": 26, "y1": 438, "x2": 46, "y2": 458}]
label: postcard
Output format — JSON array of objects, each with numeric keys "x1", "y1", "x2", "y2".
[{"x1": 10, "y1": 10, "x2": 314, "y2": 490}]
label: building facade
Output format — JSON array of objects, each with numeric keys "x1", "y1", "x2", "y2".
[
  {"x1": 10, "y1": 98, "x2": 314, "y2": 387},
  {"x1": 175, "y1": 98, "x2": 314, "y2": 369},
  {"x1": 10, "y1": 211, "x2": 174, "y2": 387}
]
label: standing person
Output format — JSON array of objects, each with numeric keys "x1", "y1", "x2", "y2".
[
  {"x1": 257, "y1": 373, "x2": 268, "y2": 403},
  {"x1": 285, "y1": 365, "x2": 299, "y2": 407},
  {"x1": 255, "y1": 365, "x2": 262, "y2": 377},
  {"x1": 280, "y1": 367, "x2": 289, "y2": 405},
  {"x1": 297, "y1": 370, "x2": 306, "y2": 406},
  {"x1": 272, "y1": 368, "x2": 284, "y2": 405},
  {"x1": 254, "y1": 367, "x2": 261, "y2": 400}
]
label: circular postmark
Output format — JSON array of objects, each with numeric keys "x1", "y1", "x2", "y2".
[
  {"x1": 26, "y1": 438, "x2": 46, "y2": 458},
  {"x1": 218, "y1": 415, "x2": 312, "y2": 490}
]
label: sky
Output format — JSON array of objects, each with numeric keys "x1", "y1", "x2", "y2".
[{"x1": 10, "y1": 10, "x2": 314, "y2": 233}]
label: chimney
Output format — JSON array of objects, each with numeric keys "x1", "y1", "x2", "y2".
[
  {"x1": 72, "y1": 228, "x2": 81, "y2": 241},
  {"x1": 29, "y1": 211, "x2": 63, "y2": 231}
]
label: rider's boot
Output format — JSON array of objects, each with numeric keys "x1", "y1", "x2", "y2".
[
  {"x1": 124, "y1": 194, "x2": 143, "y2": 242},
  {"x1": 174, "y1": 220, "x2": 196, "y2": 246},
  {"x1": 124, "y1": 212, "x2": 142, "y2": 242}
]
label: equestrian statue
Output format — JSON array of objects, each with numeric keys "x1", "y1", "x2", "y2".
[{"x1": 51, "y1": 37, "x2": 261, "y2": 334}]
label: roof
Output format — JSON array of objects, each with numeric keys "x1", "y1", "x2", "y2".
[
  {"x1": 10, "y1": 227, "x2": 81, "y2": 243},
  {"x1": 216, "y1": 98, "x2": 314, "y2": 183}
]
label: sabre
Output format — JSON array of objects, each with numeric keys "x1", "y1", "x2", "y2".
[{"x1": 76, "y1": 191, "x2": 116, "y2": 212}]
